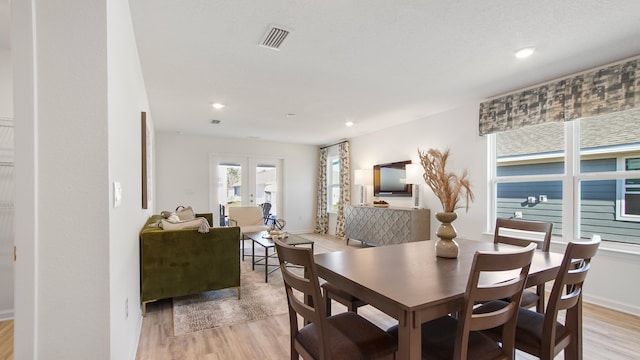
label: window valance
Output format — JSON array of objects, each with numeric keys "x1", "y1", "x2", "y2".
[{"x1": 479, "y1": 55, "x2": 640, "y2": 135}]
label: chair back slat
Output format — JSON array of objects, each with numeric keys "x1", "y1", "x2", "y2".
[
  {"x1": 494, "y1": 218, "x2": 553, "y2": 251},
  {"x1": 475, "y1": 278, "x2": 527, "y2": 302},
  {"x1": 455, "y1": 242, "x2": 537, "y2": 359}
]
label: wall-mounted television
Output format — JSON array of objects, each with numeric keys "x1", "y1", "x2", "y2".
[{"x1": 373, "y1": 160, "x2": 412, "y2": 197}]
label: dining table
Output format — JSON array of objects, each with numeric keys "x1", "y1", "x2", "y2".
[{"x1": 314, "y1": 238, "x2": 567, "y2": 360}]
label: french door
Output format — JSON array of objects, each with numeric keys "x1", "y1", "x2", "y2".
[{"x1": 210, "y1": 155, "x2": 282, "y2": 226}]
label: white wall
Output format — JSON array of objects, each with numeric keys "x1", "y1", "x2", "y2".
[
  {"x1": 350, "y1": 104, "x2": 488, "y2": 241},
  {"x1": 349, "y1": 103, "x2": 640, "y2": 316},
  {"x1": 155, "y1": 133, "x2": 318, "y2": 233},
  {"x1": 0, "y1": 48, "x2": 11, "y2": 117},
  {"x1": 0, "y1": 44, "x2": 13, "y2": 320},
  {"x1": 13, "y1": 1, "x2": 152, "y2": 359},
  {"x1": 106, "y1": 0, "x2": 154, "y2": 358}
]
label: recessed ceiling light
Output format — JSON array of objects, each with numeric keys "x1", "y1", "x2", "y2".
[
  {"x1": 515, "y1": 47, "x2": 535, "y2": 59},
  {"x1": 210, "y1": 119, "x2": 221, "y2": 124},
  {"x1": 212, "y1": 103, "x2": 225, "y2": 109},
  {"x1": 345, "y1": 121, "x2": 354, "y2": 127}
]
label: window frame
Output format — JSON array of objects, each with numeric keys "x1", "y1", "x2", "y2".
[
  {"x1": 490, "y1": 120, "x2": 640, "y2": 248},
  {"x1": 616, "y1": 156, "x2": 640, "y2": 222},
  {"x1": 327, "y1": 155, "x2": 340, "y2": 213}
]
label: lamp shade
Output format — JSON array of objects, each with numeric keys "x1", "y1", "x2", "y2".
[
  {"x1": 354, "y1": 169, "x2": 373, "y2": 185},
  {"x1": 405, "y1": 163, "x2": 423, "y2": 185}
]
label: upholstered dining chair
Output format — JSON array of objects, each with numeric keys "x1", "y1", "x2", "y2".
[
  {"x1": 273, "y1": 238, "x2": 398, "y2": 360},
  {"x1": 388, "y1": 243, "x2": 537, "y2": 360},
  {"x1": 321, "y1": 282, "x2": 367, "y2": 316},
  {"x1": 494, "y1": 218, "x2": 553, "y2": 312},
  {"x1": 477, "y1": 236, "x2": 601, "y2": 360}
]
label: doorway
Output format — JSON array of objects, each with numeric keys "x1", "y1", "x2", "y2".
[{"x1": 210, "y1": 155, "x2": 282, "y2": 226}]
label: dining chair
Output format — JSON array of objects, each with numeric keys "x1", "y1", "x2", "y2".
[
  {"x1": 273, "y1": 238, "x2": 398, "y2": 360},
  {"x1": 388, "y1": 243, "x2": 537, "y2": 360},
  {"x1": 321, "y1": 282, "x2": 367, "y2": 316},
  {"x1": 477, "y1": 236, "x2": 601, "y2": 360},
  {"x1": 494, "y1": 218, "x2": 553, "y2": 312}
]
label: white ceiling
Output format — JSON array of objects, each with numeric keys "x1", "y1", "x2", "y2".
[{"x1": 4, "y1": 1, "x2": 640, "y2": 145}]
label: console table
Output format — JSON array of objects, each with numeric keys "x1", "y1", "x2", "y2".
[{"x1": 345, "y1": 205, "x2": 430, "y2": 246}]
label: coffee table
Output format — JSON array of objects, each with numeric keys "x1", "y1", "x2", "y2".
[{"x1": 243, "y1": 231, "x2": 315, "y2": 282}]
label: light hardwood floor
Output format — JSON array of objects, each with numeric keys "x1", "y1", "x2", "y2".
[
  {"x1": 1, "y1": 235, "x2": 639, "y2": 359},
  {"x1": 0, "y1": 320, "x2": 12, "y2": 360}
]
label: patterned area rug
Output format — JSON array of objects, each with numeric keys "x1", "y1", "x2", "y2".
[
  {"x1": 172, "y1": 233, "x2": 336, "y2": 336},
  {"x1": 172, "y1": 254, "x2": 289, "y2": 336}
]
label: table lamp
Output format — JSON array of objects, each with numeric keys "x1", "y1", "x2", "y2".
[{"x1": 405, "y1": 163, "x2": 423, "y2": 208}]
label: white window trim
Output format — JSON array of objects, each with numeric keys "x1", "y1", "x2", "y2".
[
  {"x1": 616, "y1": 156, "x2": 640, "y2": 222},
  {"x1": 327, "y1": 155, "x2": 339, "y2": 214},
  {"x1": 489, "y1": 121, "x2": 640, "y2": 253}
]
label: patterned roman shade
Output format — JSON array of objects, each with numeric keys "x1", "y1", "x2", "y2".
[{"x1": 479, "y1": 55, "x2": 640, "y2": 135}]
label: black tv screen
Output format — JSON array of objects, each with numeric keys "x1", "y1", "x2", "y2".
[{"x1": 373, "y1": 160, "x2": 412, "y2": 197}]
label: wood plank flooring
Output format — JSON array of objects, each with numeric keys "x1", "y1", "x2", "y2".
[
  {"x1": 1, "y1": 235, "x2": 638, "y2": 359},
  {"x1": 0, "y1": 320, "x2": 13, "y2": 360}
]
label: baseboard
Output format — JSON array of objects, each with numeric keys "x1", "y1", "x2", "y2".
[
  {"x1": 582, "y1": 293, "x2": 640, "y2": 317},
  {"x1": 0, "y1": 308, "x2": 14, "y2": 321}
]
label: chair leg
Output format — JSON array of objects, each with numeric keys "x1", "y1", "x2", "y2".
[
  {"x1": 536, "y1": 284, "x2": 545, "y2": 313},
  {"x1": 347, "y1": 301, "x2": 358, "y2": 314},
  {"x1": 326, "y1": 294, "x2": 332, "y2": 316}
]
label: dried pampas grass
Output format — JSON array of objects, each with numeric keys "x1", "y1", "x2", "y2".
[{"x1": 418, "y1": 148, "x2": 474, "y2": 213}]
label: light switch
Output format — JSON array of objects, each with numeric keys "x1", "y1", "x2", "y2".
[{"x1": 114, "y1": 181, "x2": 122, "y2": 208}]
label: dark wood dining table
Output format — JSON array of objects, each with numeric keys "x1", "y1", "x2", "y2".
[{"x1": 314, "y1": 238, "x2": 567, "y2": 360}]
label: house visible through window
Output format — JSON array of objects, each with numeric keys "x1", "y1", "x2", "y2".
[{"x1": 491, "y1": 108, "x2": 640, "y2": 245}]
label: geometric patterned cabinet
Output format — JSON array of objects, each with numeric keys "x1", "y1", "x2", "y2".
[{"x1": 345, "y1": 206, "x2": 430, "y2": 246}]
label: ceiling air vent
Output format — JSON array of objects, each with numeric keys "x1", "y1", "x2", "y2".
[{"x1": 259, "y1": 25, "x2": 292, "y2": 50}]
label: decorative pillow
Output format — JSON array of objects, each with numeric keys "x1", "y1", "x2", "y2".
[
  {"x1": 167, "y1": 214, "x2": 180, "y2": 222},
  {"x1": 175, "y1": 205, "x2": 196, "y2": 220},
  {"x1": 160, "y1": 210, "x2": 174, "y2": 219},
  {"x1": 160, "y1": 217, "x2": 210, "y2": 233}
]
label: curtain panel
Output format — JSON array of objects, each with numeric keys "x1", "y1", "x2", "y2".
[
  {"x1": 479, "y1": 55, "x2": 640, "y2": 135},
  {"x1": 335, "y1": 141, "x2": 351, "y2": 239},
  {"x1": 314, "y1": 147, "x2": 329, "y2": 234}
]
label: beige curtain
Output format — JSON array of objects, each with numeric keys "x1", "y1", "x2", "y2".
[
  {"x1": 314, "y1": 147, "x2": 328, "y2": 234},
  {"x1": 479, "y1": 55, "x2": 640, "y2": 135},
  {"x1": 335, "y1": 141, "x2": 351, "y2": 239}
]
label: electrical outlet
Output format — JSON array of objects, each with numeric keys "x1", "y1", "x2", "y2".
[
  {"x1": 125, "y1": 298, "x2": 129, "y2": 320},
  {"x1": 539, "y1": 195, "x2": 548, "y2": 203},
  {"x1": 527, "y1": 196, "x2": 537, "y2": 204},
  {"x1": 514, "y1": 211, "x2": 523, "y2": 219}
]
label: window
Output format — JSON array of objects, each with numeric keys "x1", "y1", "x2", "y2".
[
  {"x1": 491, "y1": 108, "x2": 640, "y2": 245},
  {"x1": 328, "y1": 156, "x2": 340, "y2": 212},
  {"x1": 617, "y1": 157, "x2": 640, "y2": 220}
]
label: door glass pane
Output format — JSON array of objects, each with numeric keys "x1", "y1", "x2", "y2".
[
  {"x1": 580, "y1": 179, "x2": 640, "y2": 244},
  {"x1": 496, "y1": 122, "x2": 565, "y2": 176},
  {"x1": 218, "y1": 163, "x2": 242, "y2": 207},
  {"x1": 496, "y1": 181, "x2": 562, "y2": 236},
  {"x1": 256, "y1": 164, "x2": 277, "y2": 218}
]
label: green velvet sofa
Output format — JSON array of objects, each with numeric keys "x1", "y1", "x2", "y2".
[{"x1": 139, "y1": 214, "x2": 241, "y2": 314}]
